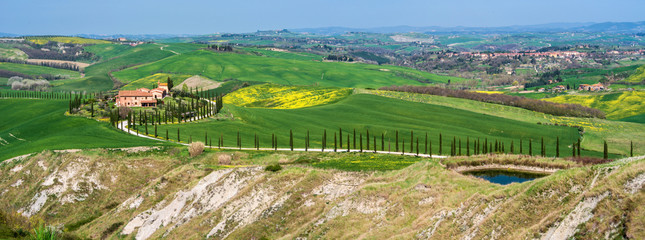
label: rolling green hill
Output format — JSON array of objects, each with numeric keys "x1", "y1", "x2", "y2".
[
  {"x1": 368, "y1": 89, "x2": 644, "y2": 155},
  {"x1": 147, "y1": 93, "x2": 602, "y2": 157},
  {"x1": 0, "y1": 62, "x2": 81, "y2": 79},
  {"x1": 113, "y1": 50, "x2": 466, "y2": 88},
  {"x1": 53, "y1": 44, "x2": 177, "y2": 92},
  {"x1": 0, "y1": 99, "x2": 167, "y2": 161}
]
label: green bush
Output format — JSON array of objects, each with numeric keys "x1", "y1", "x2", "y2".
[{"x1": 265, "y1": 164, "x2": 282, "y2": 172}]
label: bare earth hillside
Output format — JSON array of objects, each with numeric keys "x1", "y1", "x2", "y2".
[{"x1": 0, "y1": 149, "x2": 643, "y2": 239}]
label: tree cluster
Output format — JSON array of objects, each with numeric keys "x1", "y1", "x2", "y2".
[{"x1": 0, "y1": 57, "x2": 82, "y2": 72}]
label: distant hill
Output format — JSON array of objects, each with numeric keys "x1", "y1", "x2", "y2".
[
  {"x1": 0, "y1": 32, "x2": 18, "y2": 37},
  {"x1": 291, "y1": 21, "x2": 645, "y2": 35}
]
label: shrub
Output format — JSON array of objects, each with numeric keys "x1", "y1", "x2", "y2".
[
  {"x1": 30, "y1": 224, "x2": 58, "y2": 240},
  {"x1": 188, "y1": 142, "x2": 204, "y2": 157},
  {"x1": 217, "y1": 154, "x2": 232, "y2": 165},
  {"x1": 265, "y1": 163, "x2": 282, "y2": 172}
]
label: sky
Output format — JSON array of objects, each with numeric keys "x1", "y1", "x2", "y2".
[{"x1": 2, "y1": 0, "x2": 644, "y2": 35}]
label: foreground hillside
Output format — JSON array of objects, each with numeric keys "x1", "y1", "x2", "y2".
[{"x1": 0, "y1": 148, "x2": 643, "y2": 239}]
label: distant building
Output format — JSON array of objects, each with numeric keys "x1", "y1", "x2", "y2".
[
  {"x1": 117, "y1": 37, "x2": 127, "y2": 42},
  {"x1": 115, "y1": 81, "x2": 168, "y2": 107},
  {"x1": 552, "y1": 85, "x2": 567, "y2": 92},
  {"x1": 578, "y1": 83, "x2": 605, "y2": 91}
]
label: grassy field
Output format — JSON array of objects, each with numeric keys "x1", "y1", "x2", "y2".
[
  {"x1": 145, "y1": 94, "x2": 599, "y2": 157},
  {"x1": 624, "y1": 64, "x2": 645, "y2": 83},
  {"x1": 113, "y1": 50, "x2": 467, "y2": 88},
  {"x1": 53, "y1": 44, "x2": 176, "y2": 92},
  {"x1": 0, "y1": 99, "x2": 167, "y2": 161},
  {"x1": 122, "y1": 73, "x2": 192, "y2": 90},
  {"x1": 240, "y1": 47, "x2": 324, "y2": 61},
  {"x1": 224, "y1": 83, "x2": 352, "y2": 109},
  {"x1": 25, "y1": 36, "x2": 111, "y2": 45},
  {"x1": 366, "y1": 89, "x2": 645, "y2": 155},
  {"x1": 543, "y1": 91, "x2": 645, "y2": 120},
  {"x1": 0, "y1": 62, "x2": 81, "y2": 79}
]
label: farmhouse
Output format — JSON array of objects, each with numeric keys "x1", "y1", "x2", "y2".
[
  {"x1": 115, "y1": 82, "x2": 169, "y2": 107},
  {"x1": 578, "y1": 83, "x2": 605, "y2": 91}
]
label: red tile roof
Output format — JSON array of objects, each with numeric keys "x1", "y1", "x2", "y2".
[{"x1": 117, "y1": 90, "x2": 153, "y2": 97}]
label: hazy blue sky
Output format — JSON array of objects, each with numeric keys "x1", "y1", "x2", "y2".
[{"x1": 2, "y1": 0, "x2": 644, "y2": 35}]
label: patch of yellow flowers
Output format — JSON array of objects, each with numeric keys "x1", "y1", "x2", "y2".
[{"x1": 224, "y1": 84, "x2": 352, "y2": 109}]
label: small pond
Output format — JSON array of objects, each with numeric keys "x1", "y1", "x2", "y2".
[{"x1": 463, "y1": 169, "x2": 548, "y2": 185}]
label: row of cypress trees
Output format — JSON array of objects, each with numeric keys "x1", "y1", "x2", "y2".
[{"x1": 176, "y1": 128, "x2": 629, "y2": 159}]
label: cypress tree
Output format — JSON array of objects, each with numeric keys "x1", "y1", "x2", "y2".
[
  {"x1": 307, "y1": 130, "x2": 310, "y2": 150},
  {"x1": 484, "y1": 138, "x2": 488, "y2": 154},
  {"x1": 359, "y1": 133, "x2": 363, "y2": 152},
  {"x1": 205, "y1": 131, "x2": 208, "y2": 144},
  {"x1": 271, "y1": 133, "x2": 275, "y2": 149},
  {"x1": 166, "y1": 129, "x2": 168, "y2": 140},
  {"x1": 466, "y1": 137, "x2": 470, "y2": 156},
  {"x1": 572, "y1": 143, "x2": 576, "y2": 157},
  {"x1": 177, "y1": 128, "x2": 180, "y2": 142},
  {"x1": 577, "y1": 139, "x2": 581, "y2": 157},
  {"x1": 347, "y1": 134, "x2": 350, "y2": 152},
  {"x1": 323, "y1": 129, "x2": 327, "y2": 151},
  {"x1": 458, "y1": 138, "x2": 462, "y2": 156},
  {"x1": 529, "y1": 139, "x2": 533, "y2": 156},
  {"x1": 631, "y1": 141, "x2": 633, "y2": 157},
  {"x1": 519, "y1": 139, "x2": 523, "y2": 154},
  {"x1": 290, "y1": 130, "x2": 293, "y2": 151},
  {"x1": 429, "y1": 140, "x2": 432, "y2": 158},
  {"x1": 603, "y1": 141, "x2": 608, "y2": 159},
  {"x1": 425, "y1": 133, "x2": 428, "y2": 154},
  {"x1": 402, "y1": 138, "x2": 405, "y2": 155},
  {"x1": 410, "y1": 130, "x2": 414, "y2": 153},
  {"x1": 510, "y1": 141, "x2": 514, "y2": 154},
  {"x1": 374, "y1": 136, "x2": 377, "y2": 153},
  {"x1": 495, "y1": 140, "x2": 498, "y2": 153},
  {"x1": 450, "y1": 139, "x2": 454, "y2": 156},
  {"x1": 220, "y1": 134, "x2": 223, "y2": 149},
  {"x1": 353, "y1": 129, "x2": 356, "y2": 149},
  {"x1": 416, "y1": 137, "x2": 419, "y2": 156},
  {"x1": 366, "y1": 129, "x2": 370, "y2": 151},
  {"x1": 305, "y1": 131, "x2": 309, "y2": 152},
  {"x1": 541, "y1": 137, "x2": 545, "y2": 157},
  {"x1": 90, "y1": 101, "x2": 94, "y2": 117},
  {"x1": 556, "y1": 137, "x2": 560, "y2": 158},
  {"x1": 395, "y1": 130, "x2": 399, "y2": 152},
  {"x1": 439, "y1": 133, "x2": 443, "y2": 155},
  {"x1": 334, "y1": 132, "x2": 337, "y2": 152},
  {"x1": 144, "y1": 114, "x2": 149, "y2": 135},
  {"x1": 339, "y1": 128, "x2": 343, "y2": 149}
]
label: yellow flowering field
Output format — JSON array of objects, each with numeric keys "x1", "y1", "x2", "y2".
[
  {"x1": 26, "y1": 37, "x2": 111, "y2": 45},
  {"x1": 224, "y1": 84, "x2": 352, "y2": 109},
  {"x1": 544, "y1": 91, "x2": 645, "y2": 120},
  {"x1": 472, "y1": 90, "x2": 504, "y2": 94}
]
